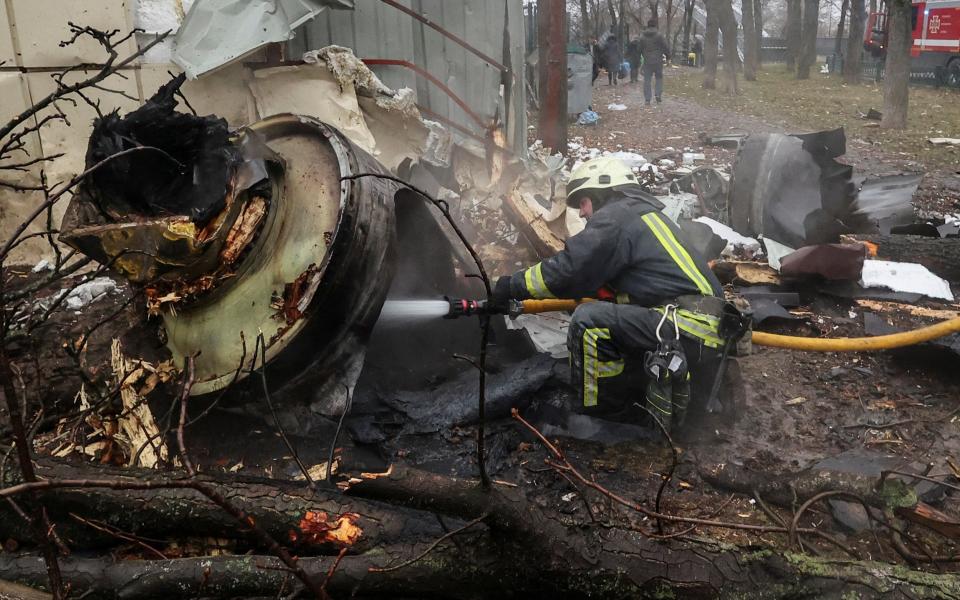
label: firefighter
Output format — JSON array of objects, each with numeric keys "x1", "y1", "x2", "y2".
[{"x1": 492, "y1": 156, "x2": 727, "y2": 431}]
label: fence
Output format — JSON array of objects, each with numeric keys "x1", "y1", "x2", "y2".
[{"x1": 857, "y1": 59, "x2": 955, "y2": 88}]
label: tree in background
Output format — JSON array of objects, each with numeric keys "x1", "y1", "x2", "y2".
[
  {"x1": 881, "y1": 0, "x2": 911, "y2": 128},
  {"x1": 680, "y1": 0, "x2": 696, "y2": 54},
  {"x1": 702, "y1": 0, "x2": 720, "y2": 88},
  {"x1": 754, "y1": 0, "x2": 764, "y2": 67},
  {"x1": 796, "y1": 0, "x2": 819, "y2": 78},
  {"x1": 742, "y1": 0, "x2": 759, "y2": 80},
  {"x1": 579, "y1": 0, "x2": 593, "y2": 41},
  {"x1": 833, "y1": 0, "x2": 850, "y2": 63},
  {"x1": 717, "y1": 0, "x2": 739, "y2": 92},
  {"x1": 844, "y1": 0, "x2": 865, "y2": 83},
  {"x1": 785, "y1": 0, "x2": 801, "y2": 69}
]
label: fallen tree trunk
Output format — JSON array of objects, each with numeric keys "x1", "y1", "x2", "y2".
[
  {"x1": 845, "y1": 234, "x2": 960, "y2": 283},
  {"x1": 4, "y1": 461, "x2": 960, "y2": 597},
  {"x1": 0, "y1": 459, "x2": 449, "y2": 555}
]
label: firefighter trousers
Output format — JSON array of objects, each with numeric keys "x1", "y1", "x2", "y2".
[{"x1": 567, "y1": 301, "x2": 723, "y2": 416}]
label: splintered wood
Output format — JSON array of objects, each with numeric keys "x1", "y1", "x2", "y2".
[{"x1": 111, "y1": 339, "x2": 170, "y2": 468}]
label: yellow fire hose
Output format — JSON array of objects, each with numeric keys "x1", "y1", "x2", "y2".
[{"x1": 518, "y1": 298, "x2": 960, "y2": 353}]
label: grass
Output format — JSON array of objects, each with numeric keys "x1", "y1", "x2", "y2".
[{"x1": 671, "y1": 65, "x2": 960, "y2": 170}]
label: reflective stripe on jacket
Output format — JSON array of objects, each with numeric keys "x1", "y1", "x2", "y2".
[{"x1": 508, "y1": 189, "x2": 722, "y2": 310}]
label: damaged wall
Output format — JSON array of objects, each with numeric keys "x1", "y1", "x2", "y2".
[
  {"x1": 287, "y1": 0, "x2": 527, "y2": 154},
  {"x1": 0, "y1": 0, "x2": 528, "y2": 265}
]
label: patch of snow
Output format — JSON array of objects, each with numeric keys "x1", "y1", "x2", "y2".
[{"x1": 861, "y1": 260, "x2": 954, "y2": 301}]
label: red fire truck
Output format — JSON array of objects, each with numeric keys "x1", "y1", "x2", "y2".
[{"x1": 865, "y1": 0, "x2": 960, "y2": 86}]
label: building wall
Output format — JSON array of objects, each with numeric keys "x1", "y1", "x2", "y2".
[
  {"x1": 1, "y1": 0, "x2": 526, "y2": 264},
  {"x1": 288, "y1": 0, "x2": 527, "y2": 154}
]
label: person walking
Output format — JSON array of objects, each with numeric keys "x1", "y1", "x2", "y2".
[
  {"x1": 637, "y1": 19, "x2": 670, "y2": 104},
  {"x1": 602, "y1": 35, "x2": 620, "y2": 86},
  {"x1": 626, "y1": 36, "x2": 642, "y2": 83}
]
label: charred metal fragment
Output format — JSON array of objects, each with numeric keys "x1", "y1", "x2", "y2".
[
  {"x1": 85, "y1": 75, "x2": 237, "y2": 225},
  {"x1": 728, "y1": 128, "x2": 920, "y2": 248}
]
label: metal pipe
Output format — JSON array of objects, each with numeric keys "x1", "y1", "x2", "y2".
[
  {"x1": 537, "y1": 0, "x2": 568, "y2": 153},
  {"x1": 377, "y1": 0, "x2": 509, "y2": 72}
]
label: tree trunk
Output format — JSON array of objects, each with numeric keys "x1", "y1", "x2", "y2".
[
  {"x1": 717, "y1": 0, "x2": 739, "y2": 92},
  {"x1": 786, "y1": 0, "x2": 802, "y2": 69},
  {"x1": 2, "y1": 463, "x2": 960, "y2": 599},
  {"x1": 681, "y1": 0, "x2": 695, "y2": 53},
  {"x1": 665, "y1": 0, "x2": 675, "y2": 49},
  {"x1": 580, "y1": 0, "x2": 592, "y2": 40},
  {"x1": 834, "y1": 0, "x2": 849, "y2": 58},
  {"x1": 844, "y1": 0, "x2": 865, "y2": 83},
  {"x1": 881, "y1": 0, "x2": 911, "y2": 129},
  {"x1": 797, "y1": 0, "x2": 819, "y2": 79},
  {"x1": 742, "y1": 0, "x2": 758, "y2": 80},
  {"x1": 754, "y1": 0, "x2": 764, "y2": 66},
  {"x1": 0, "y1": 459, "x2": 448, "y2": 555},
  {"x1": 702, "y1": 0, "x2": 719, "y2": 88},
  {"x1": 607, "y1": 0, "x2": 618, "y2": 32}
]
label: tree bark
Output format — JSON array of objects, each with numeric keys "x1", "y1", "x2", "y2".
[
  {"x1": 845, "y1": 0, "x2": 866, "y2": 83},
  {"x1": 702, "y1": 0, "x2": 719, "y2": 88},
  {"x1": 4, "y1": 548, "x2": 960, "y2": 600},
  {"x1": 717, "y1": 0, "x2": 739, "y2": 92},
  {"x1": 681, "y1": 0, "x2": 695, "y2": 53},
  {"x1": 786, "y1": 0, "x2": 802, "y2": 69},
  {"x1": 0, "y1": 461, "x2": 960, "y2": 599},
  {"x1": 881, "y1": 0, "x2": 911, "y2": 129},
  {"x1": 742, "y1": 0, "x2": 759, "y2": 80},
  {"x1": 834, "y1": 0, "x2": 850, "y2": 58},
  {"x1": 0, "y1": 459, "x2": 449, "y2": 556},
  {"x1": 754, "y1": 0, "x2": 764, "y2": 66},
  {"x1": 580, "y1": 0, "x2": 592, "y2": 40},
  {"x1": 797, "y1": 0, "x2": 819, "y2": 78}
]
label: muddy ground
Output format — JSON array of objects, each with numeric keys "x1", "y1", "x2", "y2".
[{"x1": 3, "y1": 73, "x2": 960, "y2": 577}]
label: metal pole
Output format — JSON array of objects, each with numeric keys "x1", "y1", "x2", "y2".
[{"x1": 537, "y1": 0, "x2": 568, "y2": 154}]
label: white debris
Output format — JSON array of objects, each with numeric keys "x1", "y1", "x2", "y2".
[
  {"x1": 762, "y1": 238, "x2": 796, "y2": 271},
  {"x1": 928, "y1": 138, "x2": 960, "y2": 146},
  {"x1": 505, "y1": 313, "x2": 571, "y2": 358},
  {"x1": 681, "y1": 152, "x2": 705, "y2": 165},
  {"x1": 639, "y1": 163, "x2": 659, "y2": 177},
  {"x1": 55, "y1": 277, "x2": 118, "y2": 312},
  {"x1": 608, "y1": 151, "x2": 647, "y2": 169},
  {"x1": 658, "y1": 158, "x2": 676, "y2": 169},
  {"x1": 860, "y1": 260, "x2": 954, "y2": 301},
  {"x1": 31, "y1": 259, "x2": 52, "y2": 273},
  {"x1": 660, "y1": 192, "x2": 701, "y2": 224},
  {"x1": 693, "y1": 217, "x2": 761, "y2": 256},
  {"x1": 561, "y1": 492, "x2": 577, "y2": 502},
  {"x1": 607, "y1": 103, "x2": 628, "y2": 111}
]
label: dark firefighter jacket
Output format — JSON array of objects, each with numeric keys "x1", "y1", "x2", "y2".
[{"x1": 507, "y1": 188, "x2": 724, "y2": 342}]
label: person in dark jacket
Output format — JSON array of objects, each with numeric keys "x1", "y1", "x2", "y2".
[
  {"x1": 625, "y1": 37, "x2": 642, "y2": 83},
  {"x1": 637, "y1": 19, "x2": 670, "y2": 104},
  {"x1": 602, "y1": 36, "x2": 620, "y2": 86},
  {"x1": 691, "y1": 35, "x2": 704, "y2": 67},
  {"x1": 492, "y1": 157, "x2": 725, "y2": 430}
]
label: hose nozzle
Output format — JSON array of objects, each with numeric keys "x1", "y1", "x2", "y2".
[{"x1": 444, "y1": 297, "x2": 524, "y2": 319}]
